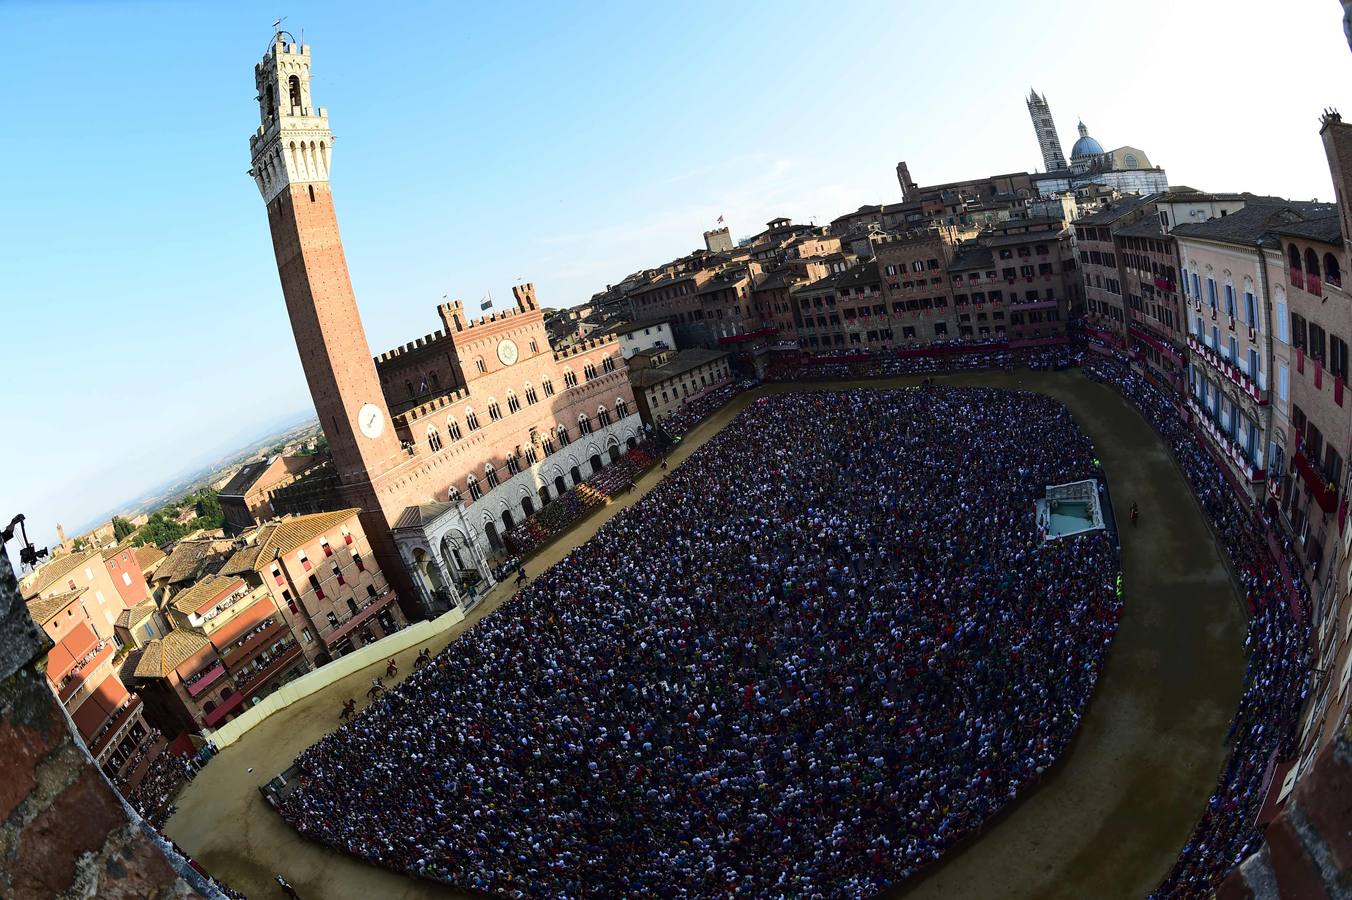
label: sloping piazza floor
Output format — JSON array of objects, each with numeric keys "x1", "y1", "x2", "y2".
[{"x1": 165, "y1": 369, "x2": 1244, "y2": 900}]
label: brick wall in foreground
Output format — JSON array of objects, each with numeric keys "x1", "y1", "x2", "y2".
[
  {"x1": 0, "y1": 544, "x2": 211, "y2": 900},
  {"x1": 1217, "y1": 718, "x2": 1352, "y2": 899}
]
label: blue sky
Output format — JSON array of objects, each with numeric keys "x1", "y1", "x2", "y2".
[{"x1": 3, "y1": 0, "x2": 1351, "y2": 548}]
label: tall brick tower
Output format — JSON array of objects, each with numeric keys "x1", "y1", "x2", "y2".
[
  {"x1": 1026, "y1": 89, "x2": 1068, "y2": 173},
  {"x1": 248, "y1": 35, "x2": 415, "y2": 610}
]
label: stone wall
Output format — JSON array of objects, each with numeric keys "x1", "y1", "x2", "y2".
[
  {"x1": 0, "y1": 544, "x2": 218, "y2": 899},
  {"x1": 1217, "y1": 715, "x2": 1352, "y2": 899}
]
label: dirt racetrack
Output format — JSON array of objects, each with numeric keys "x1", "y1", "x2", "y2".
[{"x1": 166, "y1": 369, "x2": 1245, "y2": 899}]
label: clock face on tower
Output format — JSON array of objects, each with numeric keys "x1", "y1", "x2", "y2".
[
  {"x1": 358, "y1": 403, "x2": 386, "y2": 439},
  {"x1": 497, "y1": 339, "x2": 520, "y2": 366}
]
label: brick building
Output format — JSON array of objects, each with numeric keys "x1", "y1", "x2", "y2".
[
  {"x1": 21, "y1": 549, "x2": 134, "y2": 645},
  {"x1": 102, "y1": 543, "x2": 152, "y2": 608},
  {"x1": 629, "y1": 348, "x2": 732, "y2": 427},
  {"x1": 218, "y1": 453, "x2": 324, "y2": 534},
  {"x1": 219, "y1": 508, "x2": 405, "y2": 661},
  {"x1": 248, "y1": 37, "x2": 642, "y2": 616},
  {"x1": 133, "y1": 573, "x2": 310, "y2": 735}
]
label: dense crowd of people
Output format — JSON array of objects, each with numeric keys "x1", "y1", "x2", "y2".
[
  {"x1": 275, "y1": 387, "x2": 1121, "y2": 898},
  {"x1": 656, "y1": 380, "x2": 755, "y2": 438},
  {"x1": 1083, "y1": 358, "x2": 1311, "y2": 898},
  {"x1": 766, "y1": 344, "x2": 1077, "y2": 382},
  {"x1": 113, "y1": 730, "x2": 196, "y2": 829}
]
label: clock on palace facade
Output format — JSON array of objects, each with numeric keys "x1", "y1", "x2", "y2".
[
  {"x1": 358, "y1": 403, "x2": 386, "y2": 439},
  {"x1": 497, "y1": 339, "x2": 519, "y2": 366}
]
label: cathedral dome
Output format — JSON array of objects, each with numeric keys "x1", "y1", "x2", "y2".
[{"x1": 1070, "y1": 120, "x2": 1104, "y2": 160}]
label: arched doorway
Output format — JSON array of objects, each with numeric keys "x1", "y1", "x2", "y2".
[
  {"x1": 626, "y1": 436, "x2": 637, "y2": 449},
  {"x1": 608, "y1": 445, "x2": 621, "y2": 463},
  {"x1": 522, "y1": 496, "x2": 536, "y2": 517},
  {"x1": 412, "y1": 547, "x2": 449, "y2": 596},
  {"x1": 590, "y1": 453, "x2": 603, "y2": 474},
  {"x1": 501, "y1": 509, "x2": 515, "y2": 532},
  {"x1": 555, "y1": 474, "x2": 567, "y2": 495},
  {"x1": 570, "y1": 466, "x2": 582, "y2": 485},
  {"x1": 539, "y1": 485, "x2": 551, "y2": 506},
  {"x1": 484, "y1": 521, "x2": 503, "y2": 551}
]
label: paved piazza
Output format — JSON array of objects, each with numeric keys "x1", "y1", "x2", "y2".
[{"x1": 166, "y1": 370, "x2": 1246, "y2": 900}]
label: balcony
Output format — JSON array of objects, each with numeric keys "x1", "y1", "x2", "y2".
[
  {"x1": 221, "y1": 620, "x2": 287, "y2": 674},
  {"x1": 1153, "y1": 277, "x2": 1176, "y2": 293},
  {"x1": 1186, "y1": 335, "x2": 1266, "y2": 405},
  {"x1": 1294, "y1": 451, "x2": 1339, "y2": 514},
  {"x1": 202, "y1": 689, "x2": 246, "y2": 728},
  {"x1": 89, "y1": 696, "x2": 143, "y2": 758},
  {"x1": 236, "y1": 643, "x2": 304, "y2": 699},
  {"x1": 184, "y1": 658, "x2": 227, "y2": 698},
  {"x1": 1186, "y1": 397, "x2": 1266, "y2": 483},
  {"x1": 320, "y1": 589, "x2": 397, "y2": 647}
]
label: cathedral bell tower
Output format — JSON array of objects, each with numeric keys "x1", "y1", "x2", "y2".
[{"x1": 248, "y1": 36, "x2": 401, "y2": 489}]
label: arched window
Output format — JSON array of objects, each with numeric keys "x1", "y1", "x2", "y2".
[
  {"x1": 447, "y1": 417, "x2": 462, "y2": 441},
  {"x1": 602, "y1": 355, "x2": 616, "y2": 373},
  {"x1": 506, "y1": 390, "x2": 520, "y2": 414},
  {"x1": 485, "y1": 463, "x2": 500, "y2": 488},
  {"x1": 1306, "y1": 248, "x2": 1322, "y2": 279},
  {"x1": 543, "y1": 378, "x2": 556, "y2": 397},
  {"x1": 524, "y1": 445, "x2": 538, "y2": 465},
  {"x1": 597, "y1": 405, "x2": 611, "y2": 427},
  {"x1": 563, "y1": 370, "x2": 577, "y2": 389},
  {"x1": 1289, "y1": 244, "x2": 1303, "y2": 271},
  {"x1": 506, "y1": 452, "x2": 520, "y2": 475},
  {"x1": 427, "y1": 427, "x2": 442, "y2": 452},
  {"x1": 524, "y1": 384, "x2": 538, "y2": 405},
  {"x1": 467, "y1": 474, "x2": 482, "y2": 501},
  {"x1": 1326, "y1": 253, "x2": 1342, "y2": 286},
  {"x1": 475, "y1": 357, "x2": 486, "y2": 374},
  {"x1": 488, "y1": 399, "x2": 502, "y2": 421},
  {"x1": 448, "y1": 485, "x2": 462, "y2": 504},
  {"x1": 288, "y1": 75, "x2": 302, "y2": 110},
  {"x1": 583, "y1": 362, "x2": 598, "y2": 381},
  {"x1": 578, "y1": 413, "x2": 592, "y2": 435},
  {"x1": 616, "y1": 397, "x2": 629, "y2": 418},
  {"x1": 465, "y1": 408, "x2": 480, "y2": 431},
  {"x1": 557, "y1": 423, "x2": 571, "y2": 445}
]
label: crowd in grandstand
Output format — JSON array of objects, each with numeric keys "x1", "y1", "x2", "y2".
[
  {"x1": 113, "y1": 730, "x2": 196, "y2": 828},
  {"x1": 275, "y1": 387, "x2": 1121, "y2": 898},
  {"x1": 1083, "y1": 358, "x2": 1311, "y2": 898}
]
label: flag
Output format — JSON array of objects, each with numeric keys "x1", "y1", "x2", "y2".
[
  {"x1": 481, "y1": 297, "x2": 492, "y2": 311},
  {"x1": 717, "y1": 215, "x2": 725, "y2": 224}
]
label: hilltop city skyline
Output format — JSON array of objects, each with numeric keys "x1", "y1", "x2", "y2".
[{"x1": 5, "y1": 0, "x2": 1352, "y2": 548}]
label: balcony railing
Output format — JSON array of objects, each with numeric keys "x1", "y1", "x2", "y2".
[
  {"x1": 184, "y1": 659, "x2": 227, "y2": 698},
  {"x1": 236, "y1": 643, "x2": 304, "y2": 699},
  {"x1": 1294, "y1": 451, "x2": 1339, "y2": 514},
  {"x1": 202, "y1": 689, "x2": 246, "y2": 728},
  {"x1": 221, "y1": 620, "x2": 287, "y2": 673},
  {"x1": 320, "y1": 589, "x2": 397, "y2": 647}
]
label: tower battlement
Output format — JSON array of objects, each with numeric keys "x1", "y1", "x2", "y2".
[{"x1": 552, "y1": 334, "x2": 618, "y2": 361}]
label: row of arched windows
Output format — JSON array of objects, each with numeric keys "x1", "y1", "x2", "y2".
[
  {"x1": 1288, "y1": 243, "x2": 1342, "y2": 287},
  {"x1": 424, "y1": 398, "x2": 632, "y2": 460}
]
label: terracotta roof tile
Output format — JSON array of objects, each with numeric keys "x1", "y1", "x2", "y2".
[
  {"x1": 21, "y1": 550, "x2": 98, "y2": 599},
  {"x1": 221, "y1": 508, "x2": 360, "y2": 575},
  {"x1": 170, "y1": 574, "x2": 245, "y2": 616},
  {"x1": 26, "y1": 589, "x2": 86, "y2": 626},
  {"x1": 133, "y1": 628, "x2": 210, "y2": 679}
]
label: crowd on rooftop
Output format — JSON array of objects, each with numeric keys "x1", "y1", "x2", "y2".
[
  {"x1": 1083, "y1": 358, "x2": 1311, "y2": 898},
  {"x1": 275, "y1": 387, "x2": 1120, "y2": 898}
]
